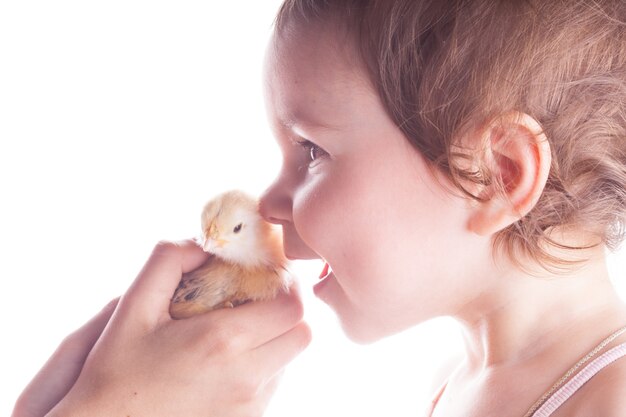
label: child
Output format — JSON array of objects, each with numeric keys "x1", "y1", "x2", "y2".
[
  {"x1": 13, "y1": 0, "x2": 626, "y2": 416},
  {"x1": 259, "y1": 0, "x2": 626, "y2": 415}
]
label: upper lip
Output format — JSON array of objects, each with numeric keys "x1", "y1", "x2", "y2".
[
  {"x1": 284, "y1": 251, "x2": 322, "y2": 261},
  {"x1": 285, "y1": 252, "x2": 306, "y2": 260}
]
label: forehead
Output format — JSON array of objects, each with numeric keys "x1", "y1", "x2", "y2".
[{"x1": 263, "y1": 24, "x2": 375, "y2": 129}]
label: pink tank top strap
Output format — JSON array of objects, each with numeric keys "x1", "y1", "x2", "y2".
[{"x1": 531, "y1": 342, "x2": 626, "y2": 417}]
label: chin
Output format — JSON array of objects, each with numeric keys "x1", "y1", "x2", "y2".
[
  {"x1": 330, "y1": 301, "x2": 414, "y2": 345},
  {"x1": 339, "y1": 314, "x2": 417, "y2": 345},
  {"x1": 340, "y1": 324, "x2": 386, "y2": 345},
  {"x1": 330, "y1": 303, "x2": 394, "y2": 345},
  {"x1": 315, "y1": 268, "x2": 415, "y2": 344},
  {"x1": 341, "y1": 309, "x2": 415, "y2": 344}
]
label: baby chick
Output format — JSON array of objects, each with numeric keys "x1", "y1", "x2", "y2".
[{"x1": 170, "y1": 190, "x2": 290, "y2": 319}]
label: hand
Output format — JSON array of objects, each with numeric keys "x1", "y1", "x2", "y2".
[
  {"x1": 12, "y1": 298, "x2": 119, "y2": 417},
  {"x1": 45, "y1": 240, "x2": 311, "y2": 417}
]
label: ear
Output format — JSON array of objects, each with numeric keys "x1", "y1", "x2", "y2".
[{"x1": 467, "y1": 112, "x2": 551, "y2": 236}]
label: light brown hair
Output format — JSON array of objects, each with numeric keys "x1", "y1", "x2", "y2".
[{"x1": 274, "y1": 0, "x2": 626, "y2": 270}]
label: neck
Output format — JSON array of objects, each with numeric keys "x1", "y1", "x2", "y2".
[{"x1": 454, "y1": 247, "x2": 626, "y2": 374}]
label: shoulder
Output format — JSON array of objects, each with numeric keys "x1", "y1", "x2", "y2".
[
  {"x1": 553, "y1": 348, "x2": 626, "y2": 417},
  {"x1": 584, "y1": 356, "x2": 626, "y2": 416}
]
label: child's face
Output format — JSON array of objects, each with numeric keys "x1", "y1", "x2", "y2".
[{"x1": 260, "y1": 26, "x2": 491, "y2": 342}]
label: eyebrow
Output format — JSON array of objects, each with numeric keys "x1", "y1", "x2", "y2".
[{"x1": 279, "y1": 113, "x2": 340, "y2": 133}]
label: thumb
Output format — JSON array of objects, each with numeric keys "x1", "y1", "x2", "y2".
[{"x1": 119, "y1": 239, "x2": 210, "y2": 323}]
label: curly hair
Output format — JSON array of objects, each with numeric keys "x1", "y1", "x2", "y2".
[{"x1": 274, "y1": 0, "x2": 626, "y2": 271}]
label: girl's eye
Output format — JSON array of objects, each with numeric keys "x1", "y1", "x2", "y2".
[
  {"x1": 296, "y1": 139, "x2": 327, "y2": 163},
  {"x1": 233, "y1": 223, "x2": 242, "y2": 233}
]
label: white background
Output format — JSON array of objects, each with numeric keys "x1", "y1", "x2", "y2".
[{"x1": 1, "y1": 2, "x2": 625, "y2": 416}]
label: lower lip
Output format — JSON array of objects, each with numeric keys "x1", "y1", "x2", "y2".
[{"x1": 313, "y1": 269, "x2": 334, "y2": 297}]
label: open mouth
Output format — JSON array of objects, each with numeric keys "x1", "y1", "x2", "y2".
[
  {"x1": 314, "y1": 261, "x2": 334, "y2": 296},
  {"x1": 319, "y1": 262, "x2": 331, "y2": 280}
]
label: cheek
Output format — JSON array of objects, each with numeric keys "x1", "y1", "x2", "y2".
[
  {"x1": 291, "y1": 145, "x2": 449, "y2": 278},
  {"x1": 292, "y1": 143, "x2": 469, "y2": 323},
  {"x1": 292, "y1": 181, "x2": 377, "y2": 291},
  {"x1": 290, "y1": 167, "x2": 348, "y2": 258}
]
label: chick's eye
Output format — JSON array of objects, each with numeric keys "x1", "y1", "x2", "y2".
[{"x1": 233, "y1": 223, "x2": 243, "y2": 233}]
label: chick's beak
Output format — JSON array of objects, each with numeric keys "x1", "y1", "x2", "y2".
[
  {"x1": 203, "y1": 238, "x2": 228, "y2": 252},
  {"x1": 202, "y1": 225, "x2": 228, "y2": 252},
  {"x1": 202, "y1": 237, "x2": 213, "y2": 252}
]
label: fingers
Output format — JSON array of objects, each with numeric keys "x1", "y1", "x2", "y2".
[
  {"x1": 190, "y1": 290, "x2": 310, "y2": 402},
  {"x1": 12, "y1": 298, "x2": 120, "y2": 417},
  {"x1": 195, "y1": 285, "x2": 305, "y2": 352},
  {"x1": 72, "y1": 297, "x2": 119, "y2": 345},
  {"x1": 251, "y1": 320, "x2": 312, "y2": 378},
  {"x1": 121, "y1": 239, "x2": 210, "y2": 323}
]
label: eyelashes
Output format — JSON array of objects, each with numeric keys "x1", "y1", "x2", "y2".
[{"x1": 294, "y1": 138, "x2": 328, "y2": 164}]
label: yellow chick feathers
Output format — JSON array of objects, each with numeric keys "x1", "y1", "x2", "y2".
[{"x1": 170, "y1": 190, "x2": 290, "y2": 319}]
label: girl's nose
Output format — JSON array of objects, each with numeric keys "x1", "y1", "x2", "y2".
[{"x1": 259, "y1": 177, "x2": 293, "y2": 225}]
